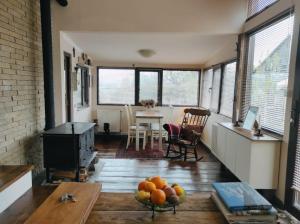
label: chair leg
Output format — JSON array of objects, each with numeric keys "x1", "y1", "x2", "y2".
[
  {"x1": 166, "y1": 143, "x2": 171, "y2": 158},
  {"x1": 151, "y1": 132, "x2": 154, "y2": 149},
  {"x1": 126, "y1": 134, "x2": 130, "y2": 150},
  {"x1": 184, "y1": 147, "x2": 187, "y2": 161},
  {"x1": 142, "y1": 132, "x2": 146, "y2": 150},
  {"x1": 194, "y1": 147, "x2": 198, "y2": 160}
]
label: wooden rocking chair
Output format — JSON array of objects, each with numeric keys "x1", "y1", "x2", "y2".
[{"x1": 166, "y1": 108, "x2": 210, "y2": 161}]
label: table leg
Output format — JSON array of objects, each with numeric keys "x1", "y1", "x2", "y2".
[
  {"x1": 136, "y1": 120, "x2": 139, "y2": 151},
  {"x1": 159, "y1": 119, "x2": 162, "y2": 150}
]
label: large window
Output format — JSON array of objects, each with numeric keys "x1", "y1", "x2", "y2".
[
  {"x1": 242, "y1": 15, "x2": 294, "y2": 134},
  {"x1": 210, "y1": 67, "x2": 222, "y2": 112},
  {"x1": 220, "y1": 61, "x2": 237, "y2": 117},
  {"x1": 98, "y1": 68, "x2": 135, "y2": 104},
  {"x1": 162, "y1": 70, "x2": 199, "y2": 106},
  {"x1": 247, "y1": 0, "x2": 278, "y2": 18},
  {"x1": 201, "y1": 69, "x2": 213, "y2": 109},
  {"x1": 139, "y1": 70, "x2": 159, "y2": 102},
  {"x1": 98, "y1": 68, "x2": 200, "y2": 106}
]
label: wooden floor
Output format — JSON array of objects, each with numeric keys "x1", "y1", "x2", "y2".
[{"x1": 89, "y1": 159, "x2": 230, "y2": 193}]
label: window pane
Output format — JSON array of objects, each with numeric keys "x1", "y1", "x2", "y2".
[
  {"x1": 210, "y1": 68, "x2": 221, "y2": 112},
  {"x1": 74, "y1": 67, "x2": 82, "y2": 107},
  {"x1": 220, "y1": 62, "x2": 236, "y2": 117},
  {"x1": 98, "y1": 68, "x2": 135, "y2": 104},
  {"x1": 243, "y1": 15, "x2": 294, "y2": 134},
  {"x1": 247, "y1": 0, "x2": 278, "y2": 18},
  {"x1": 162, "y1": 70, "x2": 199, "y2": 106},
  {"x1": 201, "y1": 69, "x2": 213, "y2": 109},
  {"x1": 139, "y1": 71, "x2": 159, "y2": 102}
]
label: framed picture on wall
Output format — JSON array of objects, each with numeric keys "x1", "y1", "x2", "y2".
[{"x1": 242, "y1": 106, "x2": 259, "y2": 131}]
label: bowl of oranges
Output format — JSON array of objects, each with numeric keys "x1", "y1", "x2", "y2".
[{"x1": 135, "y1": 176, "x2": 185, "y2": 217}]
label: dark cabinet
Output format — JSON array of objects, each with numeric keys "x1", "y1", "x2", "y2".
[{"x1": 43, "y1": 122, "x2": 96, "y2": 182}]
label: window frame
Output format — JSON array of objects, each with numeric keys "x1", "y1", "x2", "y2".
[
  {"x1": 97, "y1": 67, "x2": 136, "y2": 106},
  {"x1": 203, "y1": 59, "x2": 237, "y2": 116},
  {"x1": 219, "y1": 59, "x2": 238, "y2": 119},
  {"x1": 161, "y1": 69, "x2": 201, "y2": 107},
  {"x1": 81, "y1": 66, "x2": 90, "y2": 107},
  {"x1": 136, "y1": 68, "x2": 162, "y2": 106},
  {"x1": 240, "y1": 8, "x2": 294, "y2": 136},
  {"x1": 97, "y1": 66, "x2": 201, "y2": 107},
  {"x1": 200, "y1": 68, "x2": 214, "y2": 109},
  {"x1": 246, "y1": 0, "x2": 279, "y2": 22},
  {"x1": 210, "y1": 65, "x2": 223, "y2": 113}
]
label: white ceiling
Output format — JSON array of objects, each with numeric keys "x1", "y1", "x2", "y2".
[
  {"x1": 55, "y1": 0, "x2": 248, "y2": 66},
  {"x1": 65, "y1": 32, "x2": 237, "y2": 66}
]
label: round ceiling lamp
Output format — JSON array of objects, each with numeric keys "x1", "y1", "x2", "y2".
[
  {"x1": 56, "y1": 0, "x2": 68, "y2": 7},
  {"x1": 138, "y1": 49, "x2": 156, "y2": 58}
]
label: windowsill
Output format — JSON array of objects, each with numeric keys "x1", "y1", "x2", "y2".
[
  {"x1": 97, "y1": 103, "x2": 199, "y2": 107},
  {"x1": 76, "y1": 105, "x2": 90, "y2": 111}
]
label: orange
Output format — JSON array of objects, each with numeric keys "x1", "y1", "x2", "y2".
[
  {"x1": 138, "y1": 181, "x2": 148, "y2": 191},
  {"x1": 145, "y1": 181, "x2": 156, "y2": 192},
  {"x1": 150, "y1": 189, "x2": 166, "y2": 205},
  {"x1": 150, "y1": 176, "x2": 167, "y2": 189},
  {"x1": 173, "y1": 185, "x2": 184, "y2": 196},
  {"x1": 137, "y1": 190, "x2": 151, "y2": 201}
]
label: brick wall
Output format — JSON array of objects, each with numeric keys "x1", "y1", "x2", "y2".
[{"x1": 0, "y1": 0, "x2": 45, "y2": 173}]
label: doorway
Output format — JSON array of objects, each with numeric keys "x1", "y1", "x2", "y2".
[{"x1": 64, "y1": 52, "x2": 72, "y2": 122}]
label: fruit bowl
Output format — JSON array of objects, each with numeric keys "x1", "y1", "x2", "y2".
[{"x1": 135, "y1": 176, "x2": 186, "y2": 218}]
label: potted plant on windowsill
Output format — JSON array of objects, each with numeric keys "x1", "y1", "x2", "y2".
[{"x1": 140, "y1": 99, "x2": 157, "y2": 110}]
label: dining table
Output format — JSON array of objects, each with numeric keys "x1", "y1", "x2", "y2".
[{"x1": 135, "y1": 110, "x2": 164, "y2": 151}]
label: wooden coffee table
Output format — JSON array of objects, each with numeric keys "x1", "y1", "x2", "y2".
[{"x1": 86, "y1": 193, "x2": 226, "y2": 224}]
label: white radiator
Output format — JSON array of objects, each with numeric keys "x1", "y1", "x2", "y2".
[
  {"x1": 211, "y1": 123, "x2": 218, "y2": 155},
  {"x1": 97, "y1": 109, "x2": 122, "y2": 133}
]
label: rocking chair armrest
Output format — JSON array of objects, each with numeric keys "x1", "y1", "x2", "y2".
[{"x1": 192, "y1": 130, "x2": 202, "y2": 137}]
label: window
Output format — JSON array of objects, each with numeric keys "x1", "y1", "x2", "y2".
[
  {"x1": 220, "y1": 61, "x2": 237, "y2": 117},
  {"x1": 81, "y1": 67, "x2": 89, "y2": 106},
  {"x1": 74, "y1": 66, "x2": 89, "y2": 107},
  {"x1": 162, "y1": 70, "x2": 199, "y2": 106},
  {"x1": 210, "y1": 67, "x2": 222, "y2": 112},
  {"x1": 242, "y1": 15, "x2": 294, "y2": 134},
  {"x1": 97, "y1": 68, "x2": 200, "y2": 106},
  {"x1": 139, "y1": 70, "x2": 159, "y2": 102},
  {"x1": 98, "y1": 68, "x2": 135, "y2": 104},
  {"x1": 247, "y1": 0, "x2": 278, "y2": 18},
  {"x1": 201, "y1": 69, "x2": 213, "y2": 109}
]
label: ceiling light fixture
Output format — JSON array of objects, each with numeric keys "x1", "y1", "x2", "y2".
[
  {"x1": 56, "y1": 0, "x2": 68, "y2": 7},
  {"x1": 138, "y1": 49, "x2": 156, "y2": 58}
]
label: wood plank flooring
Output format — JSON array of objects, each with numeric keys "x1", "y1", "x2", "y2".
[{"x1": 89, "y1": 159, "x2": 229, "y2": 193}]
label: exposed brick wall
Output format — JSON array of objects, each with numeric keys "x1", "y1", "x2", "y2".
[{"x1": 0, "y1": 0, "x2": 45, "y2": 174}]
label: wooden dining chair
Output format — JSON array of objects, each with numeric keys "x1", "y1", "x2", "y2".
[
  {"x1": 124, "y1": 105, "x2": 147, "y2": 150},
  {"x1": 150, "y1": 123, "x2": 168, "y2": 149},
  {"x1": 166, "y1": 108, "x2": 210, "y2": 161}
]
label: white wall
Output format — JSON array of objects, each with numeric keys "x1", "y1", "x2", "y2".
[{"x1": 59, "y1": 32, "x2": 93, "y2": 123}]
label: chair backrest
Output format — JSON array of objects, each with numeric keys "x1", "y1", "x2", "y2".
[
  {"x1": 181, "y1": 108, "x2": 211, "y2": 128},
  {"x1": 128, "y1": 104, "x2": 135, "y2": 123},
  {"x1": 180, "y1": 108, "x2": 211, "y2": 142},
  {"x1": 124, "y1": 105, "x2": 132, "y2": 127}
]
